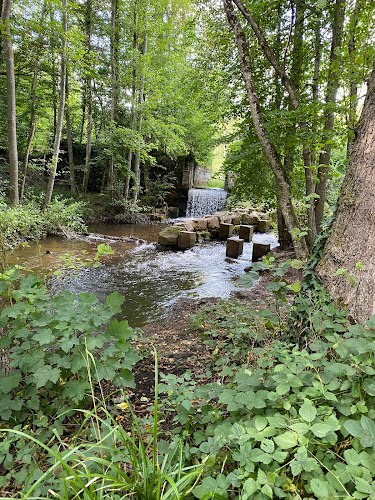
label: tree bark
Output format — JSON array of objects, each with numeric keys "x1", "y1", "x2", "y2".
[
  {"x1": 1, "y1": 0, "x2": 19, "y2": 204},
  {"x1": 314, "y1": 0, "x2": 346, "y2": 231},
  {"x1": 44, "y1": 0, "x2": 67, "y2": 208},
  {"x1": 316, "y1": 66, "x2": 375, "y2": 323},
  {"x1": 347, "y1": 0, "x2": 360, "y2": 159},
  {"x1": 20, "y1": 2, "x2": 47, "y2": 202},
  {"x1": 81, "y1": 0, "x2": 93, "y2": 195},
  {"x1": 224, "y1": 0, "x2": 309, "y2": 260},
  {"x1": 65, "y1": 73, "x2": 78, "y2": 196},
  {"x1": 108, "y1": 0, "x2": 119, "y2": 199}
]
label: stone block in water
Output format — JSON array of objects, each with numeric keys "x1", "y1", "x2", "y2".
[
  {"x1": 178, "y1": 231, "x2": 196, "y2": 249},
  {"x1": 252, "y1": 243, "x2": 271, "y2": 261},
  {"x1": 205, "y1": 216, "x2": 220, "y2": 229},
  {"x1": 224, "y1": 216, "x2": 233, "y2": 224},
  {"x1": 192, "y1": 218, "x2": 208, "y2": 231},
  {"x1": 196, "y1": 231, "x2": 211, "y2": 243},
  {"x1": 174, "y1": 220, "x2": 194, "y2": 232},
  {"x1": 167, "y1": 206, "x2": 179, "y2": 218},
  {"x1": 226, "y1": 237, "x2": 244, "y2": 258},
  {"x1": 232, "y1": 215, "x2": 242, "y2": 225},
  {"x1": 257, "y1": 220, "x2": 271, "y2": 233},
  {"x1": 242, "y1": 213, "x2": 258, "y2": 225},
  {"x1": 158, "y1": 226, "x2": 184, "y2": 246},
  {"x1": 219, "y1": 223, "x2": 234, "y2": 239},
  {"x1": 239, "y1": 225, "x2": 254, "y2": 242}
]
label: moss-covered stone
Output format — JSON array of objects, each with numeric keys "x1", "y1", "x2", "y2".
[{"x1": 158, "y1": 226, "x2": 185, "y2": 246}]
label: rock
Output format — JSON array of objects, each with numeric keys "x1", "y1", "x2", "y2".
[
  {"x1": 192, "y1": 218, "x2": 208, "y2": 231},
  {"x1": 205, "y1": 216, "x2": 220, "y2": 229},
  {"x1": 219, "y1": 223, "x2": 234, "y2": 239},
  {"x1": 174, "y1": 221, "x2": 194, "y2": 232},
  {"x1": 224, "y1": 216, "x2": 233, "y2": 224},
  {"x1": 178, "y1": 231, "x2": 196, "y2": 249},
  {"x1": 226, "y1": 237, "x2": 244, "y2": 258},
  {"x1": 252, "y1": 243, "x2": 271, "y2": 261},
  {"x1": 241, "y1": 214, "x2": 254, "y2": 225},
  {"x1": 232, "y1": 215, "x2": 242, "y2": 225},
  {"x1": 239, "y1": 225, "x2": 254, "y2": 242},
  {"x1": 167, "y1": 206, "x2": 179, "y2": 218},
  {"x1": 158, "y1": 226, "x2": 185, "y2": 246},
  {"x1": 197, "y1": 231, "x2": 211, "y2": 243},
  {"x1": 257, "y1": 220, "x2": 271, "y2": 233}
]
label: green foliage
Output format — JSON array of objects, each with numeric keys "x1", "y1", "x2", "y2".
[
  {"x1": 0, "y1": 197, "x2": 87, "y2": 247},
  {"x1": 0, "y1": 270, "x2": 139, "y2": 427},
  {"x1": 160, "y1": 294, "x2": 375, "y2": 499},
  {"x1": 1, "y1": 351, "x2": 208, "y2": 499}
]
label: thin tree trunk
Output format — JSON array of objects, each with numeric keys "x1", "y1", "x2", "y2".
[
  {"x1": 315, "y1": 66, "x2": 375, "y2": 323},
  {"x1": 44, "y1": 0, "x2": 67, "y2": 208},
  {"x1": 20, "y1": 2, "x2": 47, "y2": 202},
  {"x1": 65, "y1": 73, "x2": 78, "y2": 196},
  {"x1": 81, "y1": 0, "x2": 93, "y2": 195},
  {"x1": 1, "y1": 0, "x2": 19, "y2": 204},
  {"x1": 19, "y1": 123, "x2": 35, "y2": 201},
  {"x1": 347, "y1": 0, "x2": 360, "y2": 158},
  {"x1": 132, "y1": 35, "x2": 147, "y2": 204},
  {"x1": 224, "y1": 0, "x2": 308, "y2": 259},
  {"x1": 108, "y1": 0, "x2": 119, "y2": 199},
  {"x1": 314, "y1": 0, "x2": 346, "y2": 231},
  {"x1": 124, "y1": 1, "x2": 138, "y2": 202}
]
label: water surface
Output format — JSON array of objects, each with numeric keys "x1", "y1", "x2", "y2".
[{"x1": 9, "y1": 223, "x2": 278, "y2": 327}]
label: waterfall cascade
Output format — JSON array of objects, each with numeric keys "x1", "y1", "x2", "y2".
[{"x1": 186, "y1": 188, "x2": 227, "y2": 218}]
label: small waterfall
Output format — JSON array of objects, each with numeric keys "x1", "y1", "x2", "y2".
[{"x1": 186, "y1": 188, "x2": 227, "y2": 218}]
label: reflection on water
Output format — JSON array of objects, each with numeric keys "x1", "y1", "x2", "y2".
[{"x1": 8, "y1": 224, "x2": 278, "y2": 327}]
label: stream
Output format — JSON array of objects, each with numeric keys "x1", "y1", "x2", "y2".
[{"x1": 8, "y1": 223, "x2": 278, "y2": 328}]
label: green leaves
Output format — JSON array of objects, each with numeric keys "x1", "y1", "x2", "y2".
[
  {"x1": 274, "y1": 431, "x2": 298, "y2": 449},
  {"x1": 299, "y1": 400, "x2": 317, "y2": 422}
]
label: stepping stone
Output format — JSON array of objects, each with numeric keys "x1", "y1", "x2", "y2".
[
  {"x1": 219, "y1": 223, "x2": 234, "y2": 239},
  {"x1": 257, "y1": 220, "x2": 271, "y2": 233},
  {"x1": 239, "y1": 225, "x2": 254, "y2": 242},
  {"x1": 252, "y1": 243, "x2": 271, "y2": 261},
  {"x1": 178, "y1": 231, "x2": 196, "y2": 249},
  {"x1": 226, "y1": 238, "x2": 244, "y2": 258}
]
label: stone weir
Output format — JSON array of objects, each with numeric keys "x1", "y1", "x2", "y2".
[{"x1": 158, "y1": 208, "x2": 271, "y2": 251}]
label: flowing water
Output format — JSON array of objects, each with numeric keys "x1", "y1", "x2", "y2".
[
  {"x1": 8, "y1": 223, "x2": 278, "y2": 328},
  {"x1": 186, "y1": 188, "x2": 227, "y2": 218}
]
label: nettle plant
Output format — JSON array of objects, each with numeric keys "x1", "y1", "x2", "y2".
[{"x1": 0, "y1": 269, "x2": 139, "y2": 428}]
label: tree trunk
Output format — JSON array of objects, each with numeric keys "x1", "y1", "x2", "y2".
[
  {"x1": 132, "y1": 35, "x2": 147, "y2": 204},
  {"x1": 44, "y1": 0, "x2": 67, "y2": 208},
  {"x1": 124, "y1": 1, "x2": 138, "y2": 202},
  {"x1": 81, "y1": 0, "x2": 93, "y2": 195},
  {"x1": 224, "y1": 0, "x2": 309, "y2": 260},
  {"x1": 20, "y1": 2, "x2": 47, "y2": 202},
  {"x1": 1, "y1": 0, "x2": 19, "y2": 204},
  {"x1": 315, "y1": 66, "x2": 375, "y2": 323},
  {"x1": 346, "y1": 0, "x2": 360, "y2": 159},
  {"x1": 65, "y1": 73, "x2": 78, "y2": 196},
  {"x1": 314, "y1": 0, "x2": 346, "y2": 231},
  {"x1": 108, "y1": 0, "x2": 119, "y2": 199}
]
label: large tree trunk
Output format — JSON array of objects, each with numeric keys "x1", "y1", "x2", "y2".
[
  {"x1": 224, "y1": 0, "x2": 309, "y2": 260},
  {"x1": 315, "y1": 66, "x2": 375, "y2": 323},
  {"x1": 44, "y1": 0, "x2": 67, "y2": 208},
  {"x1": 1, "y1": 0, "x2": 19, "y2": 204}
]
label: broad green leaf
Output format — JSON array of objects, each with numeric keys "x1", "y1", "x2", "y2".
[
  {"x1": 243, "y1": 478, "x2": 258, "y2": 495},
  {"x1": 310, "y1": 478, "x2": 330, "y2": 498},
  {"x1": 311, "y1": 422, "x2": 332, "y2": 438},
  {"x1": 33, "y1": 365, "x2": 60, "y2": 388},
  {"x1": 299, "y1": 400, "x2": 317, "y2": 423},
  {"x1": 274, "y1": 432, "x2": 298, "y2": 449},
  {"x1": 254, "y1": 416, "x2": 268, "y2": 431}
]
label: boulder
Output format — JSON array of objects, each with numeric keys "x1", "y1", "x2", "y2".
[
  {"x1": 252, "y1": 243, "x2": 271, "y2": 261},
  {"x1": 158, "y1": 226, "x2": 185, "y2": 246},
  {"x1": 232, "y1": 215, "x2": 242, "y2": 225},
  {"x1": 174, "y1": 221, "x2": 195, "y2": 232},
  {"x1": 226, "y1": 238, "x2": 244, "y2": 258},
  {"x1": 197, "y1": 231, "x2": 211, "y2": 243},
  {"x1": 241, "y1": 214, "x2": 255, "y2": 225},
  {"x1": 257, "y1": 220, "x2": 271, "y2": 233},
  {"x1": 224, "y1": 216, "x2": 233, "y2": 224},
  {"x1": 178, "y1": 231, "x2": 196, "y2": 249},
  {"x1": 239, "y1": 225, "x2": 254, "y2": 242},
  {"x1": 192, "y1": 218, "x2": 208, "y2": 231},
  {"x1": 219, "y1": 223, "x2": 234, "y2": 239}
]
